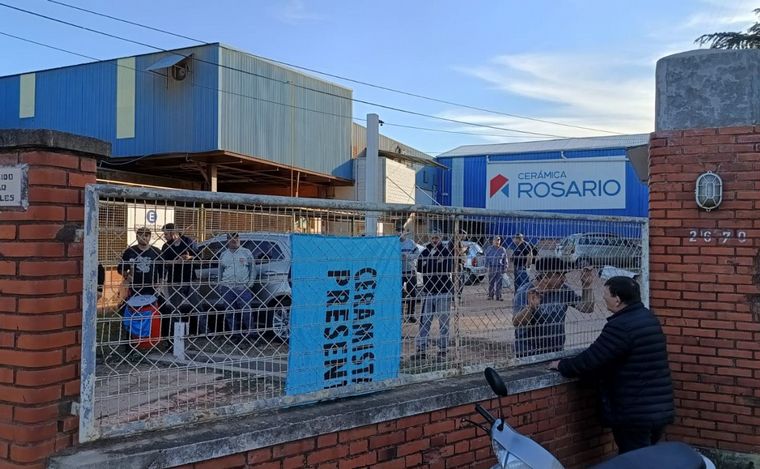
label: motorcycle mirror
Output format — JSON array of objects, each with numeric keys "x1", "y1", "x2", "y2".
[{"x1": 484, "y1": 367, "x2": 509, "y2": 396}]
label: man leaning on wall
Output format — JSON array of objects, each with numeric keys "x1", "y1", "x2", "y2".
[
  {"x1": 549, "y1": 276, "x2": 674, "y2": 454},
  {"x1": 512, "y1": 257, "x2": 595, "y2": 358}
]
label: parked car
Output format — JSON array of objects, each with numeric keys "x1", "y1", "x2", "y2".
[
  {"x1": 193, "y1": 234, "x2": 488, "y2": 341},
  {"x1": 460, "y1": 240, "x2": 487, "y2": 285},
  {"x1": 554, "y1": 233, "x2": 642, "y2": 270},
  {"x1": 193, "y1": 232, "x2": 292, "y2": 341}
]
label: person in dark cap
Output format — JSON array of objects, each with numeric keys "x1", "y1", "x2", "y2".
[
  {"x1": 512, "y1": 257, "x2": 595, "y2": 357},
  {"x1": 160, "y1": 223, "x2": 197, "y2": 293}
]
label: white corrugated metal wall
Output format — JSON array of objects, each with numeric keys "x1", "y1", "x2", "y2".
[{"x1": 384, "y1": 159, "x2": 415, "y2": 204}]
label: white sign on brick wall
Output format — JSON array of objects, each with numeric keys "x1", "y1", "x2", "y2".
[{"x1": 0, "y1": 164, "x2": 28, "y2": 210}]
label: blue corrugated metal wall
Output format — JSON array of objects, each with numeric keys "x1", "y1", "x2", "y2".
[
  {"x1": 415, "y1": 166, "x2": 436, "y2": 192},
  {"x1": 436, "y1": 157, "x2": 452, "y2": 206},
  {"x1": 437, "y1": 147, "x2": 648, "y2": 218},
  {"x1": 0, "y1": 61, "x2": 119, "y2": 143},
  {"x1": 482, "y1": 218, "x2": 643, "y2": 250},
  {"x1": 120, "y1": 46, "x2": 219, "y2": 156},
  {"x1": 0, "y1": 46, "x2": 219, "y2": 158},
  {"x1": 463, "y1": 156, "x2": 487, "y2": 207},
  {"x1": 0, "y1": 44, "x2": 355, "y2": 179}
]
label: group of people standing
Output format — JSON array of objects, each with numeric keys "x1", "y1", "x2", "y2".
[
  {"x1": 116, "y1": 223, "x2": 196, "y2": 302},
  {"x1": 483, "y1": 233, "x2": 539, "y2": 301},
  {"x1": 116, "y1": 226, "x2": 259, "y2": 342},
  {"x1": 401, "y1": 230, "x2": 539, "y2": 363},
  {"x1": 118, "y1": 225, "x2": 669, "y2": 455},
  {"x1": 115, "y1": 223, "x2": 198, "y2": 345}
]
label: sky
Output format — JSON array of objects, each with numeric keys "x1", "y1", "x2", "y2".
[{"x1": 0, "y1": 0, "x2": 757, "y2": 156}]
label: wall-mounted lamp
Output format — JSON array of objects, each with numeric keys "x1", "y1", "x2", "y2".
[{"x1": 695, "y1": 171, "x2": 723, "y2": 211}]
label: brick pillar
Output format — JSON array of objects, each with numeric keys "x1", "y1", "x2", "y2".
[
  {"x1": 0, "y1": 129, "x2": 109, "y2": 468},
  {"x1": 649, "y1": 127, "x2": 760, "y2": 457}
]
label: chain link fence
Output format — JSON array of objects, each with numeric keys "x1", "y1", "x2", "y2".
[{"x1": 81, "y1": 184, "x2": 648, "y2": 441}]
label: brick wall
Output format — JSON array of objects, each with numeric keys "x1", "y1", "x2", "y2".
[
  {"x1": 171, "y1": 382, "x2": 614, "y2": 469},
  {"x1": 649, "y1": 127, "x2": 760, "y2": 455},
  {"x1": 0, "y1": 144, "x2": 98, "y2": 468}
]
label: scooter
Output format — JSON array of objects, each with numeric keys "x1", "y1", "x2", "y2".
[{"x1": 469, "y1": 367, "x2": 716, "y2": 469}]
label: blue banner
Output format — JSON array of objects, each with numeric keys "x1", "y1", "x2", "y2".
[{"x1": 286, "y1": 234, "x2": 401, "y2": 395}]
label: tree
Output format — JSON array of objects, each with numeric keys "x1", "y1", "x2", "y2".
[{"x1": 695, "y1": 8, "x2": 760, "y2": 49}]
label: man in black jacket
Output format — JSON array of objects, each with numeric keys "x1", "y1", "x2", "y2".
[
  {"x1": 159, "y1": 223, "x2": 198, "y2": 336},
  {"x1": 550, "y1": 276, "x2": 674, "y2": 454},
  {"x1": 413, "y1": 230, "x2": 453, "y2": 363}
]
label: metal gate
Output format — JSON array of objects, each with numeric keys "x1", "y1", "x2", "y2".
[{"x1": 81, "y1": 184, "x2": 648, "y2": 442}]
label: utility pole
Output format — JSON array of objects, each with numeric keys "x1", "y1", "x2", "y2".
[{"x1": 365, "y1": 113, "x2": 380, "y2": 235}]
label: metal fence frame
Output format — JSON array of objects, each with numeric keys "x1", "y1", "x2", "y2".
[{"x1": 81, "y1": 183, "x2": 649, "y2": 442}]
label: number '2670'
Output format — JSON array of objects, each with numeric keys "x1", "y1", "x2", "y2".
[{"x1": 688, "y1": 230, "x2": 747, "y2": 244}]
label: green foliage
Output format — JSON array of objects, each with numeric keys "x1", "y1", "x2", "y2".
[{"x1": 695, "y1": 8, "x2": 760, "y2": 49}]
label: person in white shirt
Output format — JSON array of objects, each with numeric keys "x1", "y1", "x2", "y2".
[{"x1": 218, "y1": 233, "x2": 256, "y2": 341}]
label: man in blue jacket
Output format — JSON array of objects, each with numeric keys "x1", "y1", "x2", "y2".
[{"x1": 550, "y1": 276, "x2": 674, "y2": 454}]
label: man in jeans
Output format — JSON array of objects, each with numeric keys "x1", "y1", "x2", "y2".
[
  {"x1": 218, "y1": 233, "x2": 256, "y2": 342},
  {"x1": 484, "y1": 236, "x2": 508, "y2": 301},
  {"x1": 413, "y1": 230, "x2": 453, "y2": 363}
]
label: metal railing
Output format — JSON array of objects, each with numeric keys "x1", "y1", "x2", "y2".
[{"x1": 81, "y1": 184, "x2": 648, "y2": 442}]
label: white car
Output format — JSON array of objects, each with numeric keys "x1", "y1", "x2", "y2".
[
  {"x1": 555, "y1": 232, "x2": 642, "y2": 270},
  {"x1": 194, "y1": 232, "x2": 292, "y2": 341}
]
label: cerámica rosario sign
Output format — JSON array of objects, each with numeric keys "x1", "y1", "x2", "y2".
[{"x1": 486, "y1": 158, "x2": 626, "y2": 211}]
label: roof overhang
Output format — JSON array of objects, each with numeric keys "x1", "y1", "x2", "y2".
[
  {"x1": 101, "y1": 150, "x2": 353, "y2": 188},
  {"x1": 627, "y1": 144, "x2": 649, "y2": 183},
  {"x1": 377, "y1": 149, "x2": 447, "y2": 169},
  {"x1": 145, "y1": 54, "x2": 190, "y2": 72}
]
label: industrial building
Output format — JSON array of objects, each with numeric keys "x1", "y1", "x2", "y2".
[
  {"x1": 338, "y1": 122, "x2": 443, "y2": 205},
  {"x1": 0, "y1": 43, "x2": 436, "y2": 201},
  {"x1": 432, "y1": 134, "x2": 650, "y2": 242},
  {"x1": 434, "y1": 134, "x2": 650, "y2": 217}
]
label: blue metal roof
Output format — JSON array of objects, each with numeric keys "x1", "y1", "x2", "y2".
[
  {"x1": 434, "y1": 144, "x2": 649, "y2": 217},
  {"x1": 0, "y1": 43, "x2": 354, "y2": 179},
  {"x1": 438, "y1": 134, "x2": 650, "y2": 158}
]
